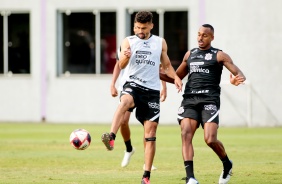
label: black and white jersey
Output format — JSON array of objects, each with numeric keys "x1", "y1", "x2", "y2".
[{"x1": 184, "y1": 47, "x2": 223, "y2": 97}]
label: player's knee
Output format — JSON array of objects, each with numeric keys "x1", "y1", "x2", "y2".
[
  {"x1": 119, "y1": 100, "x2": 132, "y2": 109},
  {"x1": 205, "y1": 137, "x2": 217, "y2": 147},
  {"x1": 181, "y1": 129, "x2": 193, "y2": 140},
  {"x1": 145, "y1": 137, "x2": 156, "y2": 142},
  {"x1": 120, "y1": 96, "x2": 134, "y2": 108}
]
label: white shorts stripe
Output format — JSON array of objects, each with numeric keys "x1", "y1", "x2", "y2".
[
  {"x1": 177, "y1": 115, "x2": 184, "y2": 120},
  {"x1": 207, "y1": 110, "x2": 220, "y2": 122},
  {"x1": 121, "y1": 91, "x2": 130, "y2": 95},
  {"x1": 150, "y1": 112, "x2": 160, "y2": 122}
]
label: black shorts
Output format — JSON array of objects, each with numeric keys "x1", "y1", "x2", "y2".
[
  {"x1": 177, "y1": 95, "x2": 220, "y2": 127},
  {"x1": 121, "y1": 82, "x2": 160, "y2": 125}
]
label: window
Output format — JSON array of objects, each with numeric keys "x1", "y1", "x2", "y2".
[
  {"x1": 164, "y1": 11, "x2": 188, "y2": 69},
  {"x1": 128, "y1": 10, "x2": 188, "y2": 69},
  {"x1": 62, "y1": 12, "x2": 95, "y2": 74},
  {"x1": 100, "y1": 12, "x2": 116, "y2": 74},
  {"x1": 57, "y1": 11, "x2": 116, "y2": 75},
  {"x1": 0, "y1": 12, "x2": 30, "y2": 74}
]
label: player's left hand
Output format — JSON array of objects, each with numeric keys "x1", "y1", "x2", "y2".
[
  {"x1": 110, "y1": 85, "x2": 118, "y2": 97},
  {"x1": 230, "y1": 73, "x2": 245, "y2": 86}
]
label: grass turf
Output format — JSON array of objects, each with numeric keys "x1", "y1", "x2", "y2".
[{"x1": 0, "y1": 123, "x2": 281, "y2": 184}]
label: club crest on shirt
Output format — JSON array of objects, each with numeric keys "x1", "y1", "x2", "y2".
[{"x1": 205, "y1": 53, "x2": 212, "y2": 60}]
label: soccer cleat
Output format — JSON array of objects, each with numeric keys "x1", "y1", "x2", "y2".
[
  {"x1": 121, "y1": 147, "x2": 135, "y2": 167},
  {"x1": 143, "y1": 164, "x2": 157, "y2": 171},
  {"x1": 101, "y1": 132, "x2": 114, "y2": 151},
  {"x1": 186, "y1": 177, "x2": 199, "y2": 184},
  {"x1": 219, "y1": 160, "x2": 233, "y2": 184},
  {"x1": 141, "y1": 177, "x2": 150, "y2": 184}
]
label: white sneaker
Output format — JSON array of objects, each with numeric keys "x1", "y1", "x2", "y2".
[
  {"x1": 219, "y1": 161, "x2": 233, "y2": 184},
  {"x1": 143, "y1": 164, "x2": 157, "y2": 171},
  {"x1": 121, "y1": 148, "x2": 135, "y2": 167},
  {"x1": 186, "y1": 177, "x2": 199, "y2": 184}
]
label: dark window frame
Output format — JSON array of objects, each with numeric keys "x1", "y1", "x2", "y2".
[
  {"x1": 0, "y1": 11, "x2": 30, "y2": 75},
  {"x1": 57, "y1": 10, "x2": 117, "y2": 76}
]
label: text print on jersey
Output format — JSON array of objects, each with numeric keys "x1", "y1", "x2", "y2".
[
  {"x1": 135, "y1": 50, "x2": 155, "y2": 66},
  {"x1": 129, "y1": 75, "x2": 147, "y2": 84},
  {"x1": 190, "y1": 62, "x2": 210, "y2": 74}
]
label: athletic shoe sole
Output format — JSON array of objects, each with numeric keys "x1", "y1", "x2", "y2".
[{"x1": 101, "y1": 132, "x2": 114, "y2": 151}]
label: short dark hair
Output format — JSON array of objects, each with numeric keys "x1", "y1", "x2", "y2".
[
  {"x1": 202, "y1": 24, "x2": 214, "y2": 33},
  {"x1": 134, "y1": 11, "x2": 153, "y2": 23}
]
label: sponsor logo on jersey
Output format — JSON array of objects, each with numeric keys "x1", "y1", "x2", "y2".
[
  {"x1": 190, "y1": 62, "x2": 204, "y2": 65},
  {"x1": 129, "y1": 75, "x2": 147, "y2": 83},
  {"x1": 190, "y1": 64, "x2": 209, "y2": 74},
  {"x1": 143, "y1": 41, "x2": 150, "y2": 48},
  {"x1": 144, "y1": 41, "x2": 149, "y2": 46},
  {"x1": 142, "y1": 38, "x2": 158, "y2": 50},
  {"x1": 191, "y1": 55, "x2": 204, "y2": 59},
  {"x1": 135, "y1": 50, "x2": 155, "y2": 66},
  {"x1": 136, "y1": 51, "x2": 151, "y2": 55},
  {"x1": 191, "y1": 90, "x2": 209, "y2": 94}
]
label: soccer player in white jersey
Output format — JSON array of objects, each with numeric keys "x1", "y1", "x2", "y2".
[
  {"x1": 103, "y1": 11, "x2": 182, "y2": 184},
  {"x1": 110, "y1": 46, "x2": 167, "y2": 170}
]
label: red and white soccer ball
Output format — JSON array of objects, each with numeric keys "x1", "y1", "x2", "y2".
[{"x1": 69, "y1": 129, "x2": 91, "y2": 150}]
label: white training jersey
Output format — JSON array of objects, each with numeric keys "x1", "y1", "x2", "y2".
[{"x1": 122, "y1": 34, "x2": 163, "y2": 91}]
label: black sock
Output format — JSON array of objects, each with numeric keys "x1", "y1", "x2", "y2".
[
  {"x1": 125, "y1": 140, "x2": 133, "y2": 152},
  {"x1": 221, "y1": 155, "x2": 232, "y2": 167},
  {"x1": 184, "y1": 161, "x2": 195, "y2": 179},
  {"x1": 143, "y1": 171, "x2": 151, "y2": 179},
  {"x1": 110, "y1": 132, "x2": 116, "y2": 140},
  {"x1": 221, "y1": 155, "x2": 232, "y2": 177}
]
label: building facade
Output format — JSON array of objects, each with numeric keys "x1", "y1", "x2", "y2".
[{"x1": 0, "y1": 0, "x2": 281, "y2": 126}]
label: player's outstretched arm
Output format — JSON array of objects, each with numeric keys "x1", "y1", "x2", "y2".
[
  {"x1": 160, "y1": 39, "x2": 182, "y2": 92},
  {"x1": 160, "y1": 50, "x2": 190, "y2": 86},
  {"x1": 218, "y1": 51, "x2": 246, "y2": 86},
  {"x1": 175, "y1": 51, "x2": 190, "y2": 80}
]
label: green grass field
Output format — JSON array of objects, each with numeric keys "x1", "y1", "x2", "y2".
[{"x1": 0, "y1": 123, "x2": 281, "y2": 184}]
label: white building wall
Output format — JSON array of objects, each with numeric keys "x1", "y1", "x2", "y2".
[{"x1": 0, "y1": 0, "x2": 281, "y2": 126}]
